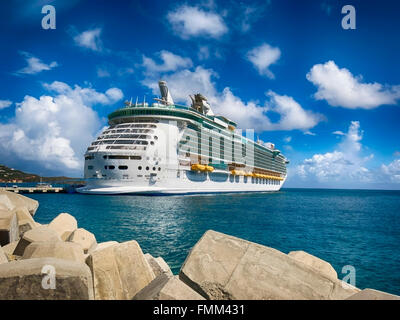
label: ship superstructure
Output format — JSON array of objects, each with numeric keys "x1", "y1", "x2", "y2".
[{"x1": 77, "y1": 81, "x2": 289, "y2": 195}]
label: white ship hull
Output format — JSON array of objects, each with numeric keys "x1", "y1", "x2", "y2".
[{"x1": 77, "y1": 170, "x2": 285, "y2": 195}]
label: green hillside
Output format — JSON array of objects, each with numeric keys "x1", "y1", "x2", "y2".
[{"x1": 0, "y1": 164, "x2": 81, "y2": 183}]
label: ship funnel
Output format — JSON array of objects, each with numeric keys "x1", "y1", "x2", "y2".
[{"x1": 158, "y1": 80, "x2": 174, "y2": 105}]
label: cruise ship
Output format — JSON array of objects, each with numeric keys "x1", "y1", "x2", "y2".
[{"x1": 77, "y1": 81, "x2": 289, "y2": 195}]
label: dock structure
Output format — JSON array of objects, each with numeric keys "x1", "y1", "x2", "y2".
[{"x1": 0, "y1": 186, "x2": 65, "y2": 194}]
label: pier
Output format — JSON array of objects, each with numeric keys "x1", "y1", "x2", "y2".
[{"x1": 0, "y1": 186, "x2": 65, "y2": 193}]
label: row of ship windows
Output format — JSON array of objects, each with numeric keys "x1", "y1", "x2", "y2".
[
  {"x1": 92, "y1": 140, "x2": 152, "y2": 146},
  {"x1": 88, "y1": 165, "x2": 161, "y2": 171},
  {"x1": 102, "y1": 128, "x2": 155, "y2": 135},
  {"x1": 245, "y1": 177, "x2": 280, "y2": 185},
  {"x1": 87, "y1": 145, "x2": 149, "y2": 152},
  {"x1": 85, "y1": 155, "x2": 142, "y2": 160},
  {"x1": 98, "y1": 134, "x2": 152, "y2": 140},
  {"x1": 93, "y1": 135, "x2": 158, "y2": 146},
  {"x1": 106, "y1": 124, "x2": 157, "y2": 132},
  {"x1": 105, "y1": 145, "x2": 146, "y2": 151},
  {"x1": 112, "y1": 119, "x2": 159, "y2": 125}
]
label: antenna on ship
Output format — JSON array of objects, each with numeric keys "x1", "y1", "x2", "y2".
[
  {"x1": 135, "y1": 96, "x2": 138, "y2": 107},
  {"x1": 143, "y1": 95, "x2": 146, "y2": 106},
  {"x1": 129, "y1": 97, "x2": 133, "y2": 106}
]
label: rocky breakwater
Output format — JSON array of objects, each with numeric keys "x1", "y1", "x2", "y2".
[{"x1": 0, "y1": 190, "x2": 399, "y2": 300}]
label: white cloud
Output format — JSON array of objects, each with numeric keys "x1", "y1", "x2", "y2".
[
  {"x1": 265, "y1": 91, "x2": 322, "y2": 131},
  {"x1": 211, "y1": 87, "x2": 271, "y2": 131},
  {"x1": 142, "y1": 60, "x2": 322, "y2": 132},
  {"x1": 167, "y1": 5, "x2": 228, "y2": 39},
  {"x1": 307, "y1": 60, "x2": 400, "y2": 109},
  {"x1": 142, "y1": 51, "x2": 192, "y2": 73},
  {"x1": 105, "y1": 88, "x2": 124, "y2": 102},
  {"x1": 332, "y1": 130, "x2": 345, "y2": 136},
  {"x1": 73, "y1": 28, "x2": 103, "y2": 52},
  {"x1": 304, "y1": 131, "x2": 316, "y2": 136},
  {"x1": 381, "y1": 159, "x2": 400, "y2": 183},
  {"x1": 198, "y1": 46, "x2": 210, "y2": 60},
  {"x1": 0, "y1": 100, "x2": 12, "y2": 110},
  {"x1": 296, "y1": 121, "x2": 373, "y2": 183},
  {"x1": 0, "y1": 81, "x2": 123, "y2": 175},
  {"x1": 236, "y1": 3, "x2": 269, "y2": 33},
  {"x1": 15, "y1": 52, "x2": 58, "y2": 75},
  {"x1": 44, "y1": 81, "x2": 123, "y2": 105},
  {"x1": 239, "y1": 6, "x2": 259, "y2": 32},
  {"x1": 97, "y1": 67, "x2": 110, "y2": 78},
  {"x1": 284, "y1": 136, "x2": 292, "y2": 143},
  {"x1": 393, "y1": 151, "x2": 400, "y2": 157},
  {"x1": 246, "y1": 43, "x2": 281, "y2": 79}
]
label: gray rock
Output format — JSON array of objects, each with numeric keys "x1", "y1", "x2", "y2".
[
  {"x1": 113, "y1": 240, "x2": 156, "y2": 299},
  {"x1": 22, "y1": 241, "x2": 86, "y2": 263},
  {"x1": 13, "y1": 226, "x2": 60, "y2": 257},
  {"x1": 288, "y1": 250, "x2": 338, "y2": 280},
  {"x1": 48, "y1": 213, "x2": 78, "y2": 241},
  {"x1": 86, "y1": 240, "x2": 155, "y2": 300},
  {"x1": 85, "y1": 244, "x2": 123, "y2": 300},
  {"x1": 0, "y1": 257, "x2": 94, "y2": 299},
  {"x1": 180, "y1": 230, "x2": 360, "y2": 300},
  {"x1": 1, "y1": 241, "x2": 19, "y2": 261},
  {"x1": 0, "y1": 195, "x2": 14, "y2": 211},
  {"x1": 144, "y1": 253, "x2": 173, "y2": 277},
  {"x1": 67, "y1": 228, "x2": 97, "y2": 254},
  {"x1": 14, "y1": 207, "x2": 37, "y2": 237},
  {"x1": 93, "y1": 241, "x2": 118, "y2": 252},
  {"x1": 0, "y1": 209, "x2": 19, "y2": 246},
  {"x1": 346, "y1": 288, "x2": 400, "y2": 300},
  {"x1": 134, "y1": 273, "x2": 205, "y2": 300},
  {"x1": 0, "y1": 191, "x2": 39, "y2": 216},
  {"x1": 0, "y1": 246, "x2": 7, "y2": 264}
]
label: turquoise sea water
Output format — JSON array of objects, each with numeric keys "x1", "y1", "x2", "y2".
[{"x1": 25, "y1": 188, "x2": 400, "y2": 296}]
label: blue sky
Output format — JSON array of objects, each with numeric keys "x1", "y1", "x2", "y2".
[{"x1": 0, "y1": 0, "x2": 400, "y2": 189}]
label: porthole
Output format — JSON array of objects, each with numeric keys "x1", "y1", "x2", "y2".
[
  {"x1": 146, "y1": 166, "x2": 149, "y2": 170},
  {"x1": 158, "y1": 167, "x2": 161, "y2": 171},
  {"x1": 152, "y1": 167, "x2": 156, "y2": 171},
  {"x1": 108, "y1": 165, "x2": 115, "y2": 170},
  {"x1": 154, "y1": 136, "x2": 158, "y2": 140},
  {"x1": 150, "y1": 141, "x2": 154, "y2": 145},
  {"x1": 119, "y1": 165, "x2": 128, "y2": 170},
  {"x1": 138, "y1": 166, "x2": 142, "y2": 170}
]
